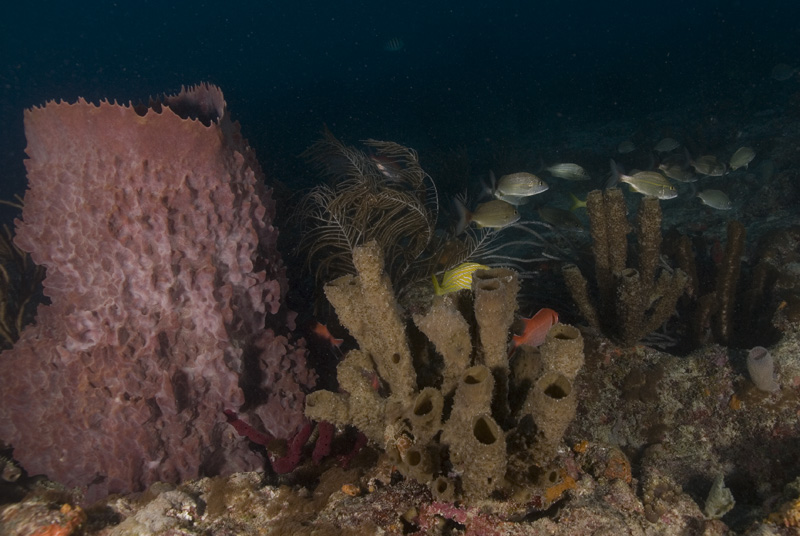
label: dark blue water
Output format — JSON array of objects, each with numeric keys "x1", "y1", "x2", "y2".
[{"x1": 1, "y1": 1, "x2": 798, "y2": 218}]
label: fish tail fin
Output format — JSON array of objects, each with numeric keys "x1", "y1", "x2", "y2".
[
  {"x1": 432, "y1": 273, "x2": 444, "y2": 296},
  {"x1": 605, "y1": 159, "x2": 622, "y2": 189},
  {"x1": 508, "y1": 341, "x2": 518, "y2": 357},
  {"x1": 487, "y1": 170, "x2": 497, "y2": 193},
  {"x1": 569, "y1": 192, "x2": 586, "y2": 211},
  {"x1": 454, "y1": 197, "x2": 470, "y2": 235},
  {"x1": 683, "y1": 146, "x2": 694, "y2": 165}
]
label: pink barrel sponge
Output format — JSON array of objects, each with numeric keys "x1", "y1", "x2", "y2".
[{"x1": 0, "y1": 84, "x2": 314, "y2": 501}]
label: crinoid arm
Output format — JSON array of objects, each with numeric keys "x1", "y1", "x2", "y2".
[{"x1": 298, "y1": 131, "x2": 439, "y2": 290}]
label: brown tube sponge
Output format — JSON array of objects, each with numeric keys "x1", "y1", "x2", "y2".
[
  {"x1": 641, "y1": 269, "x2": 689, "y2": 336},
  {"x1": 525, "y1": 372, "x2": 577, "y2": 463},
  {"x1": 586, "y1": 189, "x2": 611, "y2": 301},
  {"x1": 450, "y1": 365, "x2": 494, "y2": 429},
  {"x1": 472, "y1": 267, "x2": 519, "y2": 370},
  {"x1": 430, "y1": 476, "x2": 456, "y2": 502},
  {"x1": 472, "y1": 267, "x2": 518, "y2": 424},
  {"x1": 692, "y1": 293, "x2": 718, "y2": 346},
  {"x1": 447, "y1": 413, "x2": 506, "y2": 500},
  {"x1": 615, "y1": 268, "x2": 645, "y2": 347},
  {"x1": 413, "y1": 297, "x2": 472, "y2": 395},
  {"x1": 336, "y1": 349, "x2": 387, "y2": 440},
  {"x1": 674, "y1": 234, "x2": 699, "y2": 298},
  {"x1": 304, "y1": 349, "x2": 387, "y2": 442},
  {"x1": 636, "y1": 196, "x2": 662, "y2": 292},
  {"x1": 604, "y1": 189, "x2": 631, "y2": 278},
  {"x1": 410, "y1": 387, "x2": 444, "y2": 443},
  {"x1": 526, "y1": 372, "x2": 577, "y2": 441},
  {"x1": 324, "y1": 241, "x2": 416, "y2": 402},
  {"x1": 587, "y1": 189, "x2": 630, "y2": 311},
  {"x1": 402, "y1": 445, "x2": 437, "y2": 483},
  {"x1": 714, "y1": 221, "x2": 745, "y2": 345},
  {"x1": 562, "y1": 264, "x2": 601, "y2": 330},
  {"x1": 565, "y1": 189, "x2": 687, "y2": 346},
  {"x1": 305, "y1": 390, "x2": 350, "y2": 428},
  {"x1": 539, "y1": 323, "x2": 584, "y2": 381}
]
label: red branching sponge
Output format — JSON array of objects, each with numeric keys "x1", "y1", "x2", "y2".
[{"x1": 0, "y1": 84, "x2": 315, "y2": 501}]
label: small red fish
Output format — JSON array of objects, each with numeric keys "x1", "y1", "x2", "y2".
[
  {"x1": 509, "y1": 308, "x2": 559, "y2": 353},
  {"x1": 312, "y1": 322, "x2": 344, "y2": 348}
]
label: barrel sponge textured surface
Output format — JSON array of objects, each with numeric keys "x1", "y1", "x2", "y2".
[{"x1": 0, "y1": 85, "x2": 313, "y2": 501}]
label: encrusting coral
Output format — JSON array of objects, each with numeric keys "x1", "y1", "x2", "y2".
[
  {"x1": 562, "y1": 188, "x2": 688, "y2": 347},
  {"x1": 305, "y1": 240, "x2": 585, "y2": 504},
  {"x1": 0, "y1": 84, "x2": 315, "y2": 501}
]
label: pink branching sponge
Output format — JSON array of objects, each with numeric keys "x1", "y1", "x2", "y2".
[{"x1": 0, "y1": 84, "x2": 315, "y2": 501}]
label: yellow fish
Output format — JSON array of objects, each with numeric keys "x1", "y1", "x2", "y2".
[
  {"x1": 569, "y1": 192, "x2": 587, "y2": 211},
  {"x1": 432, "y1": 262, "x2": 489, "y2": 295}
]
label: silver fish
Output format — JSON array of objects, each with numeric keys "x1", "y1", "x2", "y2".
[
  {"x1": 658, "y1": 162, "x2": 697, "y2": 183},
  {"x1": 614, "y1": 161, "x2": 677, "y2": 199},
  {"x1": 494, "y1": 194, "x2": 531, "y2": 206},
  {"x1": 617, "y1": 140, "x2": 636, "y2": 154},
  {"x1": 537, "y1": 206, "x2": 583, "y2": 230},
  {"x1": 729, "y1": 147, "x2": 755, "y2": 171},
  {"x1": 771, "y1": 63, "x2": 796, "y2": 81},
  {"x1": 470, "y1": 199, "x2": 520, "y2": 229},
  {"x1": 697, "y1": 189, "x2": 732, "y2": 210},
  {"x1": 546, "y1": 163, "x2": 591, "y2": 181},
  {"x1": 495, "y1": 172, "x2": 549, "y2": 198},
  {"x1": 654, "y1": 138, "x2": 680, "y2": 153},
  {"x1": 690, "y1": 154, "x2": 726, "y2": 176}
]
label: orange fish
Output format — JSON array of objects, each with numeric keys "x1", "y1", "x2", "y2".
[
  {"x1": 312, "y1": 322, "x2": 344, "y2": 348},
  {"x1": 509, "y1": 308, "x2": 559, "y2": 353}
]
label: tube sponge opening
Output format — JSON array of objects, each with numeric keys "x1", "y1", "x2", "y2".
[
  {"x1": 431, "y1": 476, "x2": 455, "y2": 502},
  {"x1": 410, "y1": 387, "x2": 444, "y2": 443},
  {"x1": 526, "y1": 372, "x2": 577, "y2": 443},
  {"x1": 474, "y1": 414, "x2": 500, "y2": 445},
  {"x1": 447, "y1": 413, "x2": 506, "y2": 499},
  {"x1": 540, "y1": 323, "x2": 584, "y2": 380}
]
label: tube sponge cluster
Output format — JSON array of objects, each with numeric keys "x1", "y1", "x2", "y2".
[
  {"x1": 305, "y1": 241, "x2": 585, "y2": 503},
  {"x1": 562, "y1": 189, "x2": 688, "y2": 347}
]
